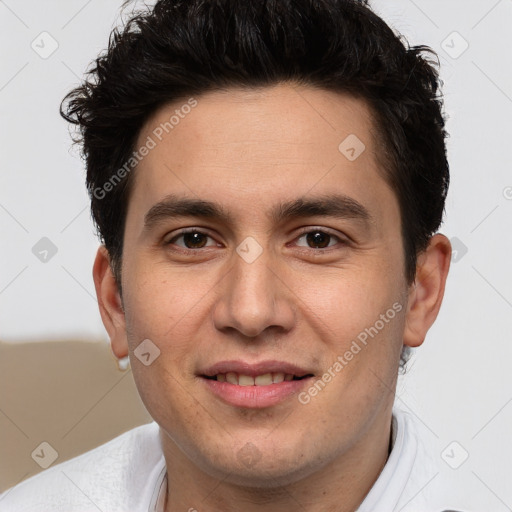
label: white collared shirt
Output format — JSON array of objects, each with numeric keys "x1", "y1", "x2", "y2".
[{"x1": 0, "y1": 406, "x2": 471, "y2": 512}]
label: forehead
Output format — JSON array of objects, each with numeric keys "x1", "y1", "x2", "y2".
[
  {"x1": 139, "y1": 83, "x2": 378, "y2": 163},
  {"x1": 128, "y1": 83, "x2": 395, "y2": 227}
]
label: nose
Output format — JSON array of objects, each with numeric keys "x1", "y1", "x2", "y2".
[{"x1": 212, "y1": 242, "x2": 296, "y2": 340}]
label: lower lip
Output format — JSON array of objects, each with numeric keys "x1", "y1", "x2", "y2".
[{"x1": 201, "y1": 377, "x2": 312, "y2": 408}]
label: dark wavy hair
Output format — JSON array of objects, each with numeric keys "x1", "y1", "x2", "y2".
[{"x1": 60, "y1": 0, "x2": 449, "y2": 369}]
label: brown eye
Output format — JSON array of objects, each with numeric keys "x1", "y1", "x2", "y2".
[
  {"x1": 167, "y1": 230, "x2": 216, "y2": 249},
  {"x1": 182, "y1": 232, "x2": 208, "y2": 248},
  {"x1": 296, "y1": 230, "x2": 340, "y2": 249},
  {"x1": 306, "y1": 231, "x2": 331, "y2": 248}
]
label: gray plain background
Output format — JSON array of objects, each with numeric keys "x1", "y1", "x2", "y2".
[{"x1": 1, "y1": 0, "x2": 511, "y2": 509}]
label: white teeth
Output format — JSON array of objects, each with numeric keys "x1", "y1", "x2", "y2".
[
  {"x1": 255, "y1": 373, "x2": 273, "y2": 386},
  {"x1": 226, "y1": 372, "x2": 238, "y2": 385},
  {"x1": 238, "y1": 375, "x2": 255, "y2": 386},
  {"x1": 214, "y1": 372, "x2": 296, "y2": 385}
]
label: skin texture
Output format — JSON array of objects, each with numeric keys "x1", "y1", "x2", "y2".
[{"x1": 93, "y1": 83, "x2": 451, "y2": 512}]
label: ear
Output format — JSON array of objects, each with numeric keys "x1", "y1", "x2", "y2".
[
  {"x1": 92, "y1": 246, "x2": 129, "y2": 359},
  {"x1": 403, "y1": 233, "x2": 452, "y2": 348}
]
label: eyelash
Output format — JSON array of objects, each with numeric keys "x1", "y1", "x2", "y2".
[{"x1": 165, "y1": 227, "x2": 348, "y2": 254}]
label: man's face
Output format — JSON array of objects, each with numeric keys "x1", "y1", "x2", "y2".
[{"x1": 118, "y1": 83, "x2": 409, "y2": 485}]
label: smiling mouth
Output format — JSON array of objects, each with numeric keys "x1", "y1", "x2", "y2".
[
  {"x1": 202, "y1": 373, "x2": 313, "y2": 386},
  {"x1": 200, "y1": 362, "x2": 315, "y2": 407}
]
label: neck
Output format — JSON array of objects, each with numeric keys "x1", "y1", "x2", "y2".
[{"x1": 160, "y1": 407, "x2": 393, "y2": 512}]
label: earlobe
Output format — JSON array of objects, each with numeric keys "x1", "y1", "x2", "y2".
[
  {"x1": 403, "y1": 234, "x2": 452, "y2": 348},
  {"x1": 92, "y1": 246, "x2": 129, "y2": 359}
]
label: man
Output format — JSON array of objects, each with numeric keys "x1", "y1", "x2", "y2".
[{"x1": 0, "y1": 0, "x2": 469, "y2": 510}]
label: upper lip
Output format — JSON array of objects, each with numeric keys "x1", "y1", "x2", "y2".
[{"x1": 200, "y1": 360, "x2": 314, "y2": 378}]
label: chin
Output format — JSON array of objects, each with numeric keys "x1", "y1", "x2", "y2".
[{"x1": 198, "y1": 442, "x2": 323, "y2": 489}]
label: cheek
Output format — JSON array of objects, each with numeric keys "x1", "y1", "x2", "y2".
[
  {"x1": 122, "y1": 260, "x2": 214, "y2": 346},
  {"x1": 296, "y1": 264, "x2": 408, "y2": 402},
  {"x1": 299, "y1": 262, "x2": 406, "y2": 340},
  {"x1": 121, "y1": 269, "x2": 204, "y2": 423}
]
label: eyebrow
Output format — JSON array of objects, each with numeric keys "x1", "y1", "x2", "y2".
[{"x1": 143, "y1": 193, "x2": 373, "y2": 231}]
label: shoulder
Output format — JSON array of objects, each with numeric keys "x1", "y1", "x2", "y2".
[
  {"x1": 0, "y1": 422, "x2": 165, "y2": 512},
  {"x1": 393, "y1": 406, "x2": 480, "y2": 512}
]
